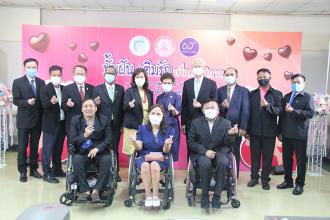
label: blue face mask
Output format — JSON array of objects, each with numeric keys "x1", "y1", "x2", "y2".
[
  {"x1": 26, "y1": 68, "x2": 37, "y2": 79},
  {"x1": 291, "y1": 83, "x2": 305, "y2": 93}
]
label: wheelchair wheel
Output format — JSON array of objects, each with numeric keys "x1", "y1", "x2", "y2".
[
  {"x1": 168, "y1": 155, "x2": 175, "y2": 200},
  {"x1": 163, "y1": 201, "x2": 171, "y2": 210},
  {"x1": 187, "y1": 196, "x2": 193, "y2": 207},
  {"x1": 124, "y1": 199, "x2": 133, "y2": 207},
  {"x1": 104, "y1": 193, "x2": 114, "y2": 207},
  {"x1": 231, "y1": 199, "x2": 240, "y2": 208},
  {"x1": 59, "y1": 192, "x2": 74, "y2": 206},
  {"x1": 230, "y1": 153, "x2": 238, "y2": 193}
]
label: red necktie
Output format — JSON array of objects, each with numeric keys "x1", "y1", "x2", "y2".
[{"x1": 79, "y1": 85, "x2": 85, "y2": 100}]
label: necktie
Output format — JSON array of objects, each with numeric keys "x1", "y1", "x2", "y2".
[
  {"x1": 194, "y1": 80, "x2": 200, "y2": 99},
  {"x1": 79, "y1": 85, "x2": 85, "y2": 100},
  {"x1": 289, "y1": 92, "x2": 296, "y2": 105},
  {"x1": 31, "y1": 79, "x2": 36, "y2": 95},
  {"x1": 227, "y1": 86, "x2": 231, "y2": 102},
  {"x1": 108, "y1": 86, "x2": 114, "y2": 102}
]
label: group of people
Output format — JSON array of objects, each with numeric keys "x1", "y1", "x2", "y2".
[{"x1": 12, "y1": 57, "x2": 314, "y2": 208}]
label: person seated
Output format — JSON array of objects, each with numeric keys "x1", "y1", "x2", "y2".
[
  {"x1": 130, "y1": 104, "x2": 174, "y2": 208},
  {"x1": 187, "y1": 100, "x2": 238, "y2": 209},
  {"x1": 69, "y1": 98, "x2": 112, "y2": 203}
]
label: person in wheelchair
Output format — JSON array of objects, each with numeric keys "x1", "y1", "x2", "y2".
[
  {"x1": 69, "y1": 98, "x2": 112, "y2": 203},
  {"x1": 187, "y1": 100, "x2": 238, "y2": 209},
  {"x1": 130, "y1": 104, "x2": 174, "y2": 208}
]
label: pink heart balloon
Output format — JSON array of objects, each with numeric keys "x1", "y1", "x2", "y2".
[
  {"x1": 78, "y1": 53, "x2": 88, "y2": 62},
  {"x1": 243, "y1": 47, "x2": 257, "y2": 61},
  {"x1": 278, "y1": 45, "x2": 292, "y2": 58},
  {"x1": 89, "y1": 42, "x2": 99, "y2": 51},
  {"x1": 69, "y1": 42, "x2": 77, "y2": 50},
  {"x1": 226, "y1": 37, "x2": 235, "y2": 46},
  {"x1": 29, "y1": 32, "x2": 49, "y2": 52},
  {"x1": 284, "y1": 71, "x2": 293, "y2": 80},
  {"x1": 263, "y1": 53, "x2": 272, "y2": 61}
]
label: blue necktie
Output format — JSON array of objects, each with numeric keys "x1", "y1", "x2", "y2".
[
  {"x1": 31, "y1": 79, "x2": 36, "y2": 95},
  {"x1": 289, "y1": 92, "x2": 296, "y2": 105}
]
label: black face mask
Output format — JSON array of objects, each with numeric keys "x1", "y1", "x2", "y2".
[{"x1": 258, "y1": 79, "x2": 270, "y2": 87}]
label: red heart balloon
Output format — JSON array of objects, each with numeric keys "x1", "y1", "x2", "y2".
[
  {"x1": 69, "y1": 42, "x2": 77, "y2": 50},
  {"x1": 89, "y1": 42, "x2": 99, "y2": 51},
  {"x1": 278, "y1": 45, "x2": 292, "y2": 58},
  {"x1": 243, "y1": 47, "x2": 257, "y2": 61},
  {"x1": 226, "y1": 37, "x2": 235, "y2": 46},
  {"x1": 263, "y1": 53, "x2": 272, "y2": 61},
  {"x1": 78, "y1": 53, "x2": 88, "y2": 62},
  {"x1": 29, "y1": 32, "x2": 49, "y2": 52},
  {"x1": 284, "y1": 71, "x2": 293, "y2": 80}
]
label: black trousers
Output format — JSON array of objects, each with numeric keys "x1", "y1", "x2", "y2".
[
  {"x1": 17, "y1": 126, "x2": 42, "y2": 173},
  {"x1": 233, "y1": 136, "x2": 242, "y2": 178},
  {"x1": 73, "y1": 153, "x2": 111, "y2": 192},
  {"x1": 111, "y1": 121, "x2": 121, "y2": 172},
  {"x1": 196, "y1": 153, "x2": 228, "y2": 198},
  {"x1": 250, "y1": 135, "x2": 276, "y2": 183},
  {"x1": 282, "y1": 138, "x2": 307, "y2": 186}
]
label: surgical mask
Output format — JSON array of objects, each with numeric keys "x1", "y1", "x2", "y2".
[
  {"x1": 162, "y1": 84, "x2": 173, "y2": 93},
  {"x1": 258, "y1": 79, "x2": 269, "y2": 87},
  {"x1": 291, "y1": 83, "x2": 305, "y2": 93},
  {"x1": 224, "y1": 76, "x2": 236, "y2": 85},
  {"x1": 135, "y1": 78, "x2": 145, "y2": 87},
  {"x1": 204, "y1": 109, "x2": 218, "y2": 120},
  {"x1": 105, "y1": 74, "x2": 115, "y2": 84},
  {"x1": 74, "y1": 75, "x2": 86, "y2": 84},
  {"x1": 50, "y1": 76, "x2": 62, "y2": 86},
  {"x1": 149, "y1": 115, "x2": 162, "y2": 125},
  {"x1": 26, "y1": 68, "x2": 37, "y2": 79},
  {"x1": 193, "y1": 67, "x2": 203, "y2": 76}
]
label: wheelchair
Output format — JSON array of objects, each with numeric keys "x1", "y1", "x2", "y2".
[
  {"x1": 124, "y1": 151, "x2": 175, "y2": 210},
  {"x1": 59, "y1": 144, "x2": 118, "y2": 207},
  {"x1": 185, "y1": 151, "x2": 241, "y2": 208}
]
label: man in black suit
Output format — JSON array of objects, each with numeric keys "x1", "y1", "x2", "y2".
[
  {"x1": 187, "y1": 100, "x2": 238, "y2": 209},
  {"x1": 62, "y1": 65, "x2": 94, "y2": 136},
  {"x1": 247, "y1": 68, "x2": 283, "y2": 190},
  {"x1": 277, "y1": 74, "x2": 314, "y2": 195},
  {"x1": 94, "y1": 65, "x2": 124, "y2": 182},
  {"x1": 12, "y1": 58, "x2": 45, "y2": 182},
  {"x1": 40, "y1": 65, "x2": 66, "y2": 183},
  {"x1": 217, "y1": 67, "x2": 250, "y2": 178}
]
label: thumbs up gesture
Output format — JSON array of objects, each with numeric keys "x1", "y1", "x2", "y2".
[
  {"x1": 165, "y1": 135, "x2": 174, "y2": 145},
  {"x1": 228, "y1": 124, "x2": 239, "y2": 135},
  {"x1": 129, "y1": 99, "x2": 136, "y2": 108},
  {"x1": 51, "y1": 96, "x2": 58, "y2": 104}
]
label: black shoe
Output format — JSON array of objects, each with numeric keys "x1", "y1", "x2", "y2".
[
  {"x1": 277, "y1": 181, "x2": 294, "y2": 189},
  {"x1": 43, "y1": 175, "x2": 59, "y2": 183},
  {"x1": 19, "y1": 172, "x2": 27, "y2": 182},
  {"x1": 184, "y1": 177, "x2": 187, "y2": 184},
  {"x1": 292, "y1": 185, "x2": 304, "y2": 195},
  {"x1": 201, "y1": 196, "x2": 210, "y2": 209},
  {"x1": 117, "y1": 174, "x2": 122, "y2": 182},
  {"x1": 211, "y1": 195, "x2": 221, "y2": 209},
  {"x1": 247, "y1": 179, "x2": 259, "y2": 187},
  {"x1": 54, "y1": 170, "x2": 66, "y2": 177},
  {"x1": 262, "y1": 182, "x2": 270, "y2": 190},
  {"x1": 30, "y1": 170, "x2": 42, "y2": 179}
]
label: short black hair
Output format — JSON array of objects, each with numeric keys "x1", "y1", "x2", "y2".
[
  {"x1": 82, "y1": 98, "x2": 97, "y2": 106},
  {"x1": 160, "y1": 72, "x2": 175, "y2": 83},
  {"x1": 225, "y1": 67, "x2": 238, "y2": 74},
  {"x1": 291, "y1": 73, "x2": 305, "y2": 81},
  {"x1": 105, "y1": 65, "x2": 117, "y2": 74},
  {"x1": 73, "y1": 64, "x2": 87, "y2": 73},
  {"x1": 202, "y1": 99, "x2": 219, "y2": 109},
  {"x1": 49, "y1": 65, "x2": 63, "y2": 75},
  {"x1": 257, "y1": 68, "x2": 271, "y2": 75},
  {"x1": 131, "y1": 68, "x2": 149, "y2": 89},
  {"x1": 23, "y1": 58, "x2": 38, "y2": 67}
]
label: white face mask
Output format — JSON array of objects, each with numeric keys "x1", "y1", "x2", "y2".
[
  {"x1": 105, "y1": 74, "x2": 115, "y2": 84},
  {"x1": 193, "y1": 67, "x2": 204, "y2": 76},
  {"x1": 162, "y1": 84, "x2": 173, "y2": 93},
  {"x1": 50, "y1": 76, "x2": 62, "y2": 86},
  {"x1": 74, "y1": 75, "x2": 86, "y2": 84},
  {"x1": 149, "y1": 114, "x2": 162, "y2": 125},
  {"x1": 224, "y1": 76, "x2": 236, "y2": 86},
  {"x1": 204, "y1": 109, "x2": 218, "y2": 120},
  {"x1": 135, "y1": 78, "x2": 146, "y2": 87}
]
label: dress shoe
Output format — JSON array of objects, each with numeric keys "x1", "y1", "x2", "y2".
[
  {"x1": 292, "y1": 185, "x2": 304, "y2": 195},
  {"x1": 19, "y1": 172, "x2": 27, "y2": 182},
  {"x1": 262, "y1": 182, "x2": 270, "y2": 190},
  {"x1": 277, "y1": 181, "x2": 294, "y2": 189},
  {"x1": 211, "y1": 195, "x2": 221, "y2": 209},
  {"x1": 54, "y1": 170, "x2": 66, "y2": 177},
  {"x1": 30, "y1": 170, "x2": 42, "y2": 179},
  {"x1": 77, "y1": 192, "x2": 90, "y2": 202},
  {"x1": 247, "y1": 179, "x2": 259, "y2": 187},
  {"x1": 201, "y1": 196, "x2": 210, "y2": 209},
  {"x1": 43, "y1": 174, "x2": 59, "y2": 183},
  {"x1": 91, "y1": 192, "x2": 101, "y2": 203}
]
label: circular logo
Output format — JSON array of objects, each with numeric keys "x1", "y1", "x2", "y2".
[
  {"x1": 179, "y1": 37, "x2": 199, "y2": 57},
  {"x1": 129, "y1": 36, "x2": 150, "y2": 56},
  {"x1": 154, "y1": 36, "x2": 175, "y2": 57}
]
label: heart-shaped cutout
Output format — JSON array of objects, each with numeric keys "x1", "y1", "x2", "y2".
[
  {"x1": 69, "y1": 43, "x2": 77, "y2": 50},
  {"x1": 29, "y1": 32, "x2": 49, "y2": 52},
  {"x1": 284, "y1": 71, "x2": 293, "y2": 80},
  {"x1": 263, "y1": 53, "x2": 272, "y2": 61},
  {"x1": 226, "y1": 37, "x2": 235, "y2": 46},
  {"x1": 78, "y1": 53, "x2": 88, "y2": 62},
  {"x1": 243, "y1": 47, "x2": 257, "y2": 61},
  {"x1": 278, "y1": 45, "x2": 292, "y2": 58},
  {"x1": 89, "y1": 42, "x2": 99, "y2": 51}
]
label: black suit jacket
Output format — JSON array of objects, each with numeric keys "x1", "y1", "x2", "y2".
[
  {"x1": 187, "y1": 116, "x2": 234, "y2": 162},
  {"x1": 248, "y1": 87, "x2": 283, "y2": 137},
  {"x1": 181, "y1": 77, "x2": 217, "y2": 128},
  {"x1": 12, "y1": 75, "x2": 45, "y2": 129},
  {"x1": 61, "y1": 83, "x2": 94, "y2": 133},
  {"x1": 93, "y1": 83, "x2": 125, "y2": 129},
  {"x1": 40, "y1": 83, "x2": 65, "y2": 134},
  {"x1": 122, "y1": 87, "x2": 153, "y2": 130},
  {"x1": 279, "y1": 91, "x2": 315, "y2": 140},
  {"x1": 69, "y1": 113, "x2": 112, "y2": 155}
]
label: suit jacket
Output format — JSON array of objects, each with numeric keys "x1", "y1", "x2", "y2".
[
  {"x1": 181, "y1": 77, "x2": 217, "y2": 128},
  {"x1": 93, "y1": 83, "x2": 125, "y2": 129},
  {"x1": 40, "y1": 82, "x2": 65, "y2": 134},
  {"x1": 248, "y1": 87, "x2": 283, "y2": 137},
  {"x1": 122, "y1": 87, "x2": 153, "y2": 130},
  {"x1": 279, "y1": 91, "x2": 315, "y2": 140},
  {"x1": 156, "y1": 91, "x2": 181, "y2": 126},
  {"x1": 69, "y1": 113, "x2": 112, "y2": 155},
  {"x1": 187, "y1": 116, "x2": 234, "y2": 162},
  {"x1": 12, "y1": 75, "x2": 45, "y2": 129},
  {"x1": 61, "y1": 82, "x2": 94, "y2": 133},
  {"x1": 217, "y1": 84, "x2": 250, "y2": 131}
]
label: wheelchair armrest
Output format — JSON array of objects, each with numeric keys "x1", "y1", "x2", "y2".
[{"x1": 68, "y1": 144, "x2": 75, "y2": 155}]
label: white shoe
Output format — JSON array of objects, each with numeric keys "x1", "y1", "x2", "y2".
[
  {"x1": 152, "y1": 197, "x2": 160, "y2": 207},
  {"x1": 145, "y1": 197, "x2": 153, "y2": 207}
]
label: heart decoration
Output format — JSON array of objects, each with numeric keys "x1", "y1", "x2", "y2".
[
  {"x1": 263, "y1": 53, "x2": 272, "y2": 61},
  {"x1": 243, "y1": 47, "x2": 257, "y2": 61},
  {"x1": 69, "y1": 43, "x2": 77, "y2": 50},
  {"x1": 89, "y1": 41, "x2": 99, "y2": 51},
  {"x1": 78, "y1": 53, "x2": 88, "y2": 62},
  {"x1": 284, "y1": 71, "x2": 293, "y2": 80},
  {"x1": 226, "y1": 37, "x2": 236, "y2": 46},
  {"x1": 278, "y1": 45, "x2": 292, "y2": 58},
  {"x1": 29, "y1": 32, "x2": 49, "y2": 52}
]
